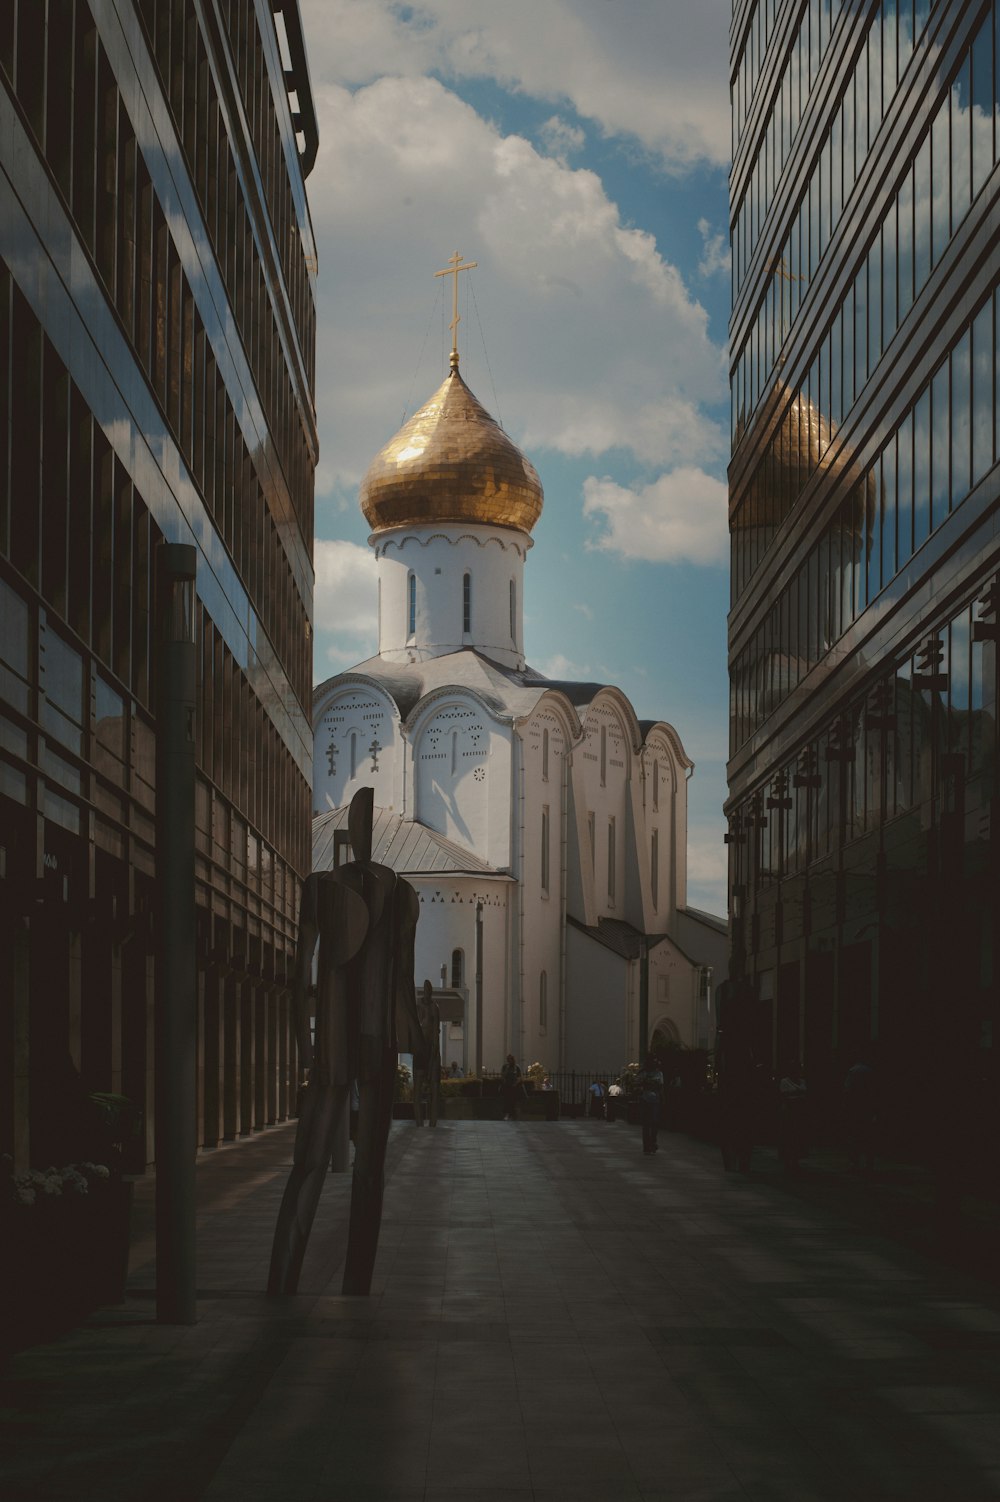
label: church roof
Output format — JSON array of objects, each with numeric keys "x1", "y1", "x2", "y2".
[
  {"x1": 567, "y1": 915, "x2": 659, "y2": 960},
  {"x1": 316, "y1": 648, "x2": 607, "y2": 726},
  {"x1": 313, "y1": 804, "x2": 502, "y2": 876},
  {"x1": 359, "y1": 366, "x2": 543, "y2": 535}
]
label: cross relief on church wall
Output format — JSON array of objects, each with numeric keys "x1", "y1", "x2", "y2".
[
  {"x1": 318, "y1": 695, "x2": 391, "y2": 797},
  {"x1": 419, "y1": 706, "x2": 486, "y2": 772}
]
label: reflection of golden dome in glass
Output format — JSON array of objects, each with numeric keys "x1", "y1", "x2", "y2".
[{"x1": 360, "y1": 367, "x2": 544, "y2": 534}]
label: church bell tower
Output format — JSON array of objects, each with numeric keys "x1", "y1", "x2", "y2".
[{"x1": 358, "y1": 255, "x2": 543, "y2": 670}]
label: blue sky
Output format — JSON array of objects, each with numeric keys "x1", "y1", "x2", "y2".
[{"x1": 298, "y1": 0, "x2": 733, "y2": 913}]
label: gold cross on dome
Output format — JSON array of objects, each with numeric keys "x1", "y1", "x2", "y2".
[{"x1": 434, "y1": 251, "x2": 477, "y2": 369}]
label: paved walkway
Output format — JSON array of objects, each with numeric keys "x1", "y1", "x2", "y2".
[{"x1": 3, "y1": 1119, "x2": 1000, "y2": 1501}]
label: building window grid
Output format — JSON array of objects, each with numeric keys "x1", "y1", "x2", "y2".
[
  {"x1": 0, "y1": 260, "x2": 309, "y2": 889},
  {"x1": 733, "y1": 10, "x2": 1000, "y2": 604},
  {"x1": 733, "y1": 0, "x2": 941, "y2": 306},
  {"x1": 0, "y1": 9, "x2": 313, "y2": 713},
  {"x1": 143, "y1": 1, "x2": 315, "y2": 524},
  {"x1": 731, "y1": 277, "x2": 998, "y2": 755},
  {"x1": 736, "y1": 590, "x2": 994, "y2": 882},
  {"x1": 732, "y1": 0, "x2": 989, "y2": 456}
]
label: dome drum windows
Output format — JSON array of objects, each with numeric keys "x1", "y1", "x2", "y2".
[{"x1": 463, "y1": 571, "x2": 471, "y2": 635}]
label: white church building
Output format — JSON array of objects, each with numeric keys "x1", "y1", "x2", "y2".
[{"x1": 312, "y1": 342, "x2": 726, "y2": 1077}]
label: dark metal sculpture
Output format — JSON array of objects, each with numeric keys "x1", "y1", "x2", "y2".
[
  {"x1": 267, "y1": 788, "x2": 423, "y2": 1296},
  {"x1": 413, "y1": 980, "x2": 441, "y2": 1128}
]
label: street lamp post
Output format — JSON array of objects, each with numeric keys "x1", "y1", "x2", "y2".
[
  {"x1": 154, "y1": 544, "x2": 198, "y2": 1325},
  {"x1": 638, "y1": 935, "x2": 649, "y2": 1061},
  {"x1": 475, "y1": 901, "x2": 484, "y2": 1077}
]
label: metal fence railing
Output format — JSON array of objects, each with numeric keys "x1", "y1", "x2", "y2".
[{"x1": 543, "y1": 1071, "x2": 618, "y2": 1110}]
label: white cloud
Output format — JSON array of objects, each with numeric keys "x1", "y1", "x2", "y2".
[
  {"x1": 685, "y1": 830, "x2": 729, "y2": 916},
  {"x1": 697, "y1": 217, "x2": 732, "y2": 279},
  {"x1": 302, "y1": 0, "x2": 731, "y2": 172},
  {"x1": 305, "y1": 74, "x2": 727, "y2": 500},
  {"x1": 535, "y1": 652, "x2": 592, "y2": 681},
  {"x1": 313, "y1": 540, "x2": 378, "y2": 669},
  {"x1": 538, "y1": 115, "x2": 585, "y2": 163},
  {"x1": 583, "y1": 469, "x2": 729, "y2": 566},
  {"x1": 573, "y1": 602, "x2": 594, "y2": 621}
]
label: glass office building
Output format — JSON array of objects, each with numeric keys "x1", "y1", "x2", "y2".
[
  {"x1": 0, "y1": 0, "x2": 318, "y2": 1171},
  {"x1": 727, "y1": 0, "x2": 999, "y2": 1132}
]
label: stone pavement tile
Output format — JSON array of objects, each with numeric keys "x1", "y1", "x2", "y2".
[
  {"x1": 875, "y1": 1382, "x2": 1000, "y2": 1414},
  {"x1": 532, "y1": 1485, "x2": 645, "y2": 1502},
  {"x1": 637, "y1": 1485, "x2": 746, "y2": 1502}
]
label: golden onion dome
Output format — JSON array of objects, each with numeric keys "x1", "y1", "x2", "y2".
[{"x1": 360, "y1": 365, "x2": 543, "y2": 535}]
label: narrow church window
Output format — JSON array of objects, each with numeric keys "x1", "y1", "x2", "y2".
[
  {"x1": 600, "y1": 725, "x2": 607, "y2": 786},
  {"x1": 608, "y1": 816, "x2": 616, "y2": 902},
  {"x1": 653, "y1": 759, "x2": 659, "y2": 811},
  {"x1": 541, "y1": 804, "x2": 550, "y2": 893},
  {"x1": 463, "y1": 572, "x2": 471, "y2": 634},
  {"x1": 451, "y1": 729, "x2": 458, "y2": 775},
  {"x1": 451, "y1": 948, "x2": 464, "y2": 988},
  {"x1": 509, "y1": 579, "x2": 516, "y2": 641},
  {"x1": 539, "y1": 970, "x2": 548, "y2": 1033},
  {"x1": 407, "y1": 572, "x2": 416, "y2": 635},
  {"x1": 350, "y1": 732, "x2": 357, "y2": 779},
  {"x1": 542, "y1": 728, "x2": 549, "y2": 781},
  {"x1": 377, "y1": 577, "x2": 381, "y2": 639},
  {"x1": 651, "y1": 828, "x2": 659, "y2": 910},
  {"x1": 588, "y1": 812, "x2": 595, "y2": 869}
]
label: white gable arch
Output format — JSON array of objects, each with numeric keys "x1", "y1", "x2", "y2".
[
  {"x1": 313, "y1": 680, "x2": 399, "y2": 814},
  {"x1": 411, "y1": 693, "x2": 493, "y2": 855}
]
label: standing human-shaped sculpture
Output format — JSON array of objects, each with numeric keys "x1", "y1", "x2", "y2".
[
  {"x1": 267, "y1": 787, "x2": 423, "y2": 1296},
  {"x1": 413, "y1": 980, "x2": 441, "y2": 1128}
]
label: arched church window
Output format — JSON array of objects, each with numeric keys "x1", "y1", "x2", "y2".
[
  {"x1": 407, "y1": 573, "x2": 416, "y2": 636},
  {"x1": 651, "y1": 828, "x2": 659, "y2": 910},
  {"x1": 607, "y1": 816, "x2": 616, "y2": 902},
  {"x1": 451, "y1": 949, "x2": 464, "y2": 988},
  {"x1": 541, "y1": 805, "x2": 550, "y2": 893},
  {"x1": 600, "y1": 725, "x2": 607, "y2": 786},
  {"x1": 652, "y1": 759, "x2": 659, "y2": 812},
  {"x1": 377, "y1": 577, "x2": 381, "y2": 639},
  {"x1": 451, "y1": 729, "x2": 458, "y2": 775},
  {"x1": 509, "y1": 579, "x2": 516, "y2": 641},
  {"x1": 350, "y1": 732, "x2": 357, "y2": 779},
  {"x1": 463, "y1": 572, "x2": 471, "y2": 634},
  {"x1": 542, "y1": 729, "x2": 549, "y2": 781},
  {"x1": 539, "y1": 970, "x2": 547, "y2": 1033}
]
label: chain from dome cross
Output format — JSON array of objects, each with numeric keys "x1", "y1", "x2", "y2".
[{"x1": 434, "y1": 251, "x2": 477, "y2": 369}]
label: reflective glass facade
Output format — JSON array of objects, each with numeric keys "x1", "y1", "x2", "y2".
[
  {"x1": 0, "y1": 0, "x2": 317, "y2": 1172},
  {"x1": 727, "y1": 0, "x2": 999, "y2": 1128}
]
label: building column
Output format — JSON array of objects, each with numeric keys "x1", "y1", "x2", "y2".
[
  {"x1": 222, "y1": 968, "x2": 241, "y2": 1141},
  {"x1": 240, "y1": 970, "x2": 255, "y2": 1136},
  {"x1": 201, "y1": 959, "x2": 223, "y2": 1149}
]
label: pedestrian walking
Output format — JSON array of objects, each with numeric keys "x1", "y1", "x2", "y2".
[
  {"x1": 606, "y1": 1079, "x2": 623, "y2": 1122},
  {"x1": 588, "y1": 1077, "x2": 606, "y2": 1119},
  {"x1": 500, "y1": 1054, "x2": 522, "y2": 1120},
  {"x1": 636, "y1": 1054, "x2": 664, "y2": 1155},
  {"x1": 777, "y1": 1059, "x2": 808, "y2": 1172}
]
